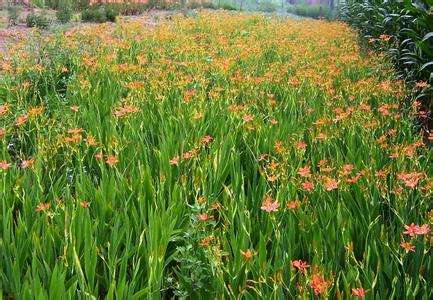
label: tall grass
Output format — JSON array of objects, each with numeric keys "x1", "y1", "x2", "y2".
[{"x1": 0, "y1": 12, "x2": 432, "y2": 298}]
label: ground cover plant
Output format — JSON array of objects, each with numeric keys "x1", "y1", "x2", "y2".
[{"x1": 1, "y1": 11, "x2": 433, "y2": 298}]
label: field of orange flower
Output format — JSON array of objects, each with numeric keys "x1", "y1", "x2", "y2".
[{"x1": 0, "y1": 12, "x2": 433, "y2": 298}]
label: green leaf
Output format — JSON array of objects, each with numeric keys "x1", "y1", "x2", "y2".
[
  {"x1": 419, "y1": 61, "x2": 433, "y2": 72},
  {"x1": 422, "y1": 32, "x2": 433, "y2": 42}
]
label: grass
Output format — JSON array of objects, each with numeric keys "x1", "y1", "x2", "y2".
[{"x1": 0, "y1": 12, "x2": 432, "y2": 298}]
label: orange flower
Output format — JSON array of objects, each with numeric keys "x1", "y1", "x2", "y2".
[
  {"x1": 201, "y1": 135, "x2": 213, "y2": 145},
  {"x1": 0, "y1": 161, "x2": 11, "y2": 170},
  {"x1": 310, "y1": 274, "x2": 330, "y2": 296},
  {"x1": 274, "y1": 141, "x2": 284, "y2": 153},
  {"x1": 198, "y1": 213, "x2": 209, "y2": 222},
  {"x1": 183, "y1": 150, "x2": 197, "y2": 160},
  {"x1": 415, "y1": 224, "x2": 430, "y2": 235},
  {"x1": 415, "y1": 81, "x2": 429, "y2": 89},
  {"x1": 15, "y1": 114, "x2": 29, "y2": 126},
  {"x1": 20, "y1": 159, "x2": 35, "y2": 169},
  {"x1": 346, "y1": 173, "x2": 362, "y2": 184},
  {"x1": 106, "y1": 155, "x2": 118, "y2": 166},
  {"x1": 302, "y1": 181, "x2": 314, "y2": 192},
  {"x1": 341, "y1": 164, "x2": 354, "y2": 176},
  {"x1": 199, "y1": 236, "x2": 214, "y2": 247},
  {"x1": 36, "y1": 202, "x2": 50, "y2": 212},
  {"x1": 67, "y1": 128, "x2": 84, "y2": 135},
  {"x1": 267, "y1": 174, "x2": 278, "y2": 182},
  {"x1": 400, "y1": 241, "x2": 415, "y2": 252},
  {"x1": 317, "y1": 159, "x2": 328, "y2": 168},
  {"x1": 65, "y1": 135, "x2": 82, "y2": 143},
  {"x1": 324, "y1": 178, "x2": 338, "y2": 191},
  {"x1": 80, "y1": 201, "x2": 90, "y2": 208},
  {"x1": 403, "y1": 223, "x2": 430, "y2": 237},
  {"x1": 296, "y1": 141, "x2": 307, "y2": 151},
  {"x1": 298, "y1": 166, "x2": 311, "y2": 178},
  {"x1": 70, "y1": 105, "x2": 80, "y2": 112},
  {"x1": 28, "y1": 106, "x2": 44, "y2": 117},
  {"x1": 85, "y1": 135, "x2": 98, "y2": 147},
  {"x1": 113, "y1": 104, "x2": 140, "y2": 118},
  {"x1": 376, "y1": 169, "x2": 388, "y2": 179},
  {"x1": 0, "y1": 103, "x2": 10, "y2": 116},
  {"x1": 269, "y1": 161, "x2": 279, "y2": 171},
  {"x1": 241, "y1": 249, "x2": 254, "y2": 261},
  {"x1": 270, "y1": 118, "x2": 278, "y2": 125},
  {"x1": 260, "y1": 196, "x2": 279, "y2": 212},
  {"x1": 242, "y1": 114, "x2": 254, "y2": 123},
  {"x1": 397, "y1": 172, "x2": 422, "y2": 189},
  {"x1": 169, "y1": 156, "x2": 180, "y2": 166},
  {"x1": 184, "y1": 89, "x2": 196, "y2": 103},
  {"x1": 351, "y1": 287, "x2": 366, "y2": 298},
  {"x1": 291, "y1": 260, "x2": 310, "y2": 273},
  {"x1": 379, "y1": 34, "x2": 391, "y2": 42},
  {"x1": 0, "y1": 128, "x2": 5, "y2": 139},
  {"x1": 95, "y1": 152, "x2": 104, "y2": 160},
  {"x1": 286, "y1": 200, "x2": 301, "y2": 210}
]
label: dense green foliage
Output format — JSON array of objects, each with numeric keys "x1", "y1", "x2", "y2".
[
  {"x1": 81, "y1": 5, "x2": 118, "y2": 22},
  {"x1": 6, "y1": 5, "x2": 21, "y2": 26},
  {"x1": 288, "y1": 4, "x2": 332, "y2": 19},
  {"x1": 1, "y1": 12, "x2": 433, "y2": 298},
  {"x1": 57, "y1": 0, "x2": 74, "y2": 23},
  {"x1": 26, "y1": 12, "x2": 50, "y2": 29},
  {"x1": 258, "y1": 1, "x2": 277, "y2": 13},
  {"x1": 342, "y1": 0, "x2": 433, "y2": 105}
]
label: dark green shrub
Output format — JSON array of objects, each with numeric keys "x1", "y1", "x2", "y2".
[
  {"x1": 185, "y1": 1, "x2": 216, "y2": 9},
  {"x1": 26, "y1": 12, "x2": 50, "y2": 29},
  {"x1": 218, "y1": 2, "x2": 237, "y2": 11},
  {"x1": 341, "y1": 1, "x2": 433, "y2": 105},
  {"x1": 57, "y1": 0, "x2": 73, "y2": 23},
  {"x1": 186, "y1": 1, "x2": 202, "y2": 9},
  {"x1": 288, "y1": 4, "x2": 331, "y2": 19},
  {"x1": 92, "y1": 7, "x2": 107, "y2": 22},
  {"x1": 81, "y1": 5, "x2": 118, "y2": 23},
  {"x1": 81, "y1": 7, "x2": 95, "y2": 22},
  {"x1": 258, "y1": 2, "x2": 277, "y2": 13},
  {"x1": 117, "y1": 3, "x2": 148, "y2": 15},
  {"x1": 201, "y1": 2, "x2": 216, "y2": 9},
  {"x1": 105, "y1": 6, "x2": 118, "y2": 22},
  {"x1": 7, "y1": 5, "x2": 21, "y2": 26}
]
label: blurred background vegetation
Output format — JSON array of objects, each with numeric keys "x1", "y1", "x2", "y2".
[{"x1": 0, "y1": 0, "x2": 341, "y2": 18}]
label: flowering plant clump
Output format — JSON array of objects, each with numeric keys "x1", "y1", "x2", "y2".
[{"x1": 0, "y1": 12, "x2": 432, "y2": 298}]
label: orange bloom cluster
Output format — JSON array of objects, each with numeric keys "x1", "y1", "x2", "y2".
[
  {"x1": 397, "y1": 172, "x2": 423, "y2": 189},
  {"x1": 260, "y1": 196, "x2": 280, "y2": 212},
  {"x1": 113, "y1": 104, "x2": 140, "y2": 118}
]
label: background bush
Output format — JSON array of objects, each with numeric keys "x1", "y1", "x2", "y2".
[
  {"x1": 258, "y1": 1, "x2": 277, "y2": 13},
  {"x1": 341, "y1": 0, "x2": 433, "y2": 108},
  {"x1": 217, "y1": 2, "x2": 238, "y2": 11},
  {"x1": 26, "y1": 12, "x2": 50, "y2": 29},
  {"x1": 57, "y1": 0, "x2": 73, "y2": 23},
  {"x1": 7, "y1": 5, "x2": 20, "y2": 26},
  {"x1": 288, "y1": 4, "x2": 331, "y2": 19},
  {"x1": 81, "y1": 5, "x2": 119, "y2": 23}
]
